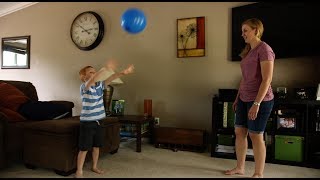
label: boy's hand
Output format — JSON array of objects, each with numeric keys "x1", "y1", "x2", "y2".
[
  {"x1": 105, "y1": 59, "x2": 117, "y2": 71},
  {"x1": 122, "y1": 64, "x2": 134, "y2": 75}
]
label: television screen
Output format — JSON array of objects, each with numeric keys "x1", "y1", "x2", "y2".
[{"x1": 231, "y1": 2, "x2": 320, "y2": 61}]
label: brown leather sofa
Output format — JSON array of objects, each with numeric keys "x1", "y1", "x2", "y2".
[
  {"x1": 23, "y1": 116, "x2": 120, "y2": 176},
  {"x1": 0, "y1": 80, "x2": 74, "y2": 169},
  {"x1": 0, "y1": 80, "x2": 120, "y2": 176}
]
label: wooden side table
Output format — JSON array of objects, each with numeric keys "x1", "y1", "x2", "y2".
[{"x1": 117, "y1": 115, "x2": 154, "y2": 152}]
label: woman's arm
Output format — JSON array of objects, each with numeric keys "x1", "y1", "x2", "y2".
[
  {"x1": 233, "y1": 78, "x2": 242, "y2": 112},
  {"x1": 248, "y1": 60, "x2": 274, "y2": 120},
  {"x1": 235, "y1": 79, "x2": 242, "y2": 102},
  {"x1": 254, "y1": 60, "x2": 274, "y2": 104}
]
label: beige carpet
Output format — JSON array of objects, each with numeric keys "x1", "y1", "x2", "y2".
[{"x1": 0, "y1": 138, "x2": 319, "y2": 178}]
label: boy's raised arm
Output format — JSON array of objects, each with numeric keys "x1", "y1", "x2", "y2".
[
  {"x1": 104, "y1": 64, "x2": 134, "y2": 86},
  {"x1": 84, "y1": 67, "x2": 108, "y2": 90}
]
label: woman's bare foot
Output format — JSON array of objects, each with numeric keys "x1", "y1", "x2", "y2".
[
  {"x1": 225, "y1": 167, "x2": 245, "y2": 175},
  {"x1": 74, "y1": 170, "x2": 83, "y2": 178},
  {"x1": 252, "y1": 173, "x2": 263, "y2": 178},
  {"x1": 91, "y1": 167, "x2": 104, "y2": 174}
]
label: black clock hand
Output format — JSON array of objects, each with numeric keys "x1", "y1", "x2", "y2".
[
  {"x1": 81, "y1": 30, "x2": 91, "y2": 34},
  {"x1": 76, "y1": 23, "x2": 90, "y2": 35}
]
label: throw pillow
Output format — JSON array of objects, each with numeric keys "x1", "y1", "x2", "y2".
[
  {"x1": 0, "y1": 82, "x2": 30, "y2": 111},
  {"x1": 0, "y1": 107, "x2": 27, "y2": 122},
  {"x1": 18, "y1": 101, "x2": 69, "y2": 120}
]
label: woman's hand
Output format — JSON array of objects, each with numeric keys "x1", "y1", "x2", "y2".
[
  {"x1": 248, "y1": 105, "x2": 259, "y2": 120},
  {"x1": 232, "y1": 100, "x2": 238, "y2": 112}
]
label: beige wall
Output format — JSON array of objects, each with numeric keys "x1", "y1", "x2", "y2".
[{"x1": 0, "y1": 2, "x2": 319, "y2": 132}]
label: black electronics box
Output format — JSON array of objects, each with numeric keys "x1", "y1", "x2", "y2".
[
  {"x1": 219, "y1": 89, "x2": 238, "y2": 102},
  {"x1": 294, "y1": 87, "x2": 317, "y2": 100}
]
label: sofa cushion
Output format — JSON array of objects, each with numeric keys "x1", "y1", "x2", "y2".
[
  {"x1": 0, "y1": 82, "x2": 30, "y2": 111},
  {"x1": 0, "y1": 107, "x2": 26, "y2": 122},
  {"x1": 23, "y1": 116, "x2": 80, "y2": 134}
]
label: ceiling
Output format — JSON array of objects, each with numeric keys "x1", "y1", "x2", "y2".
[{"x1": 0, "y1": 2, "x2": 38, "y2": 18}]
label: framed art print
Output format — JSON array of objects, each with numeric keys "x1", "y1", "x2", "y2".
[{"x1": 177, "y1": 16, "x2": 205, "y2": 58}]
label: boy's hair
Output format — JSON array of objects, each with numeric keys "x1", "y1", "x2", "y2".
[{"x1": 79, "y1": 66, "x2": 93, "y2": 82}]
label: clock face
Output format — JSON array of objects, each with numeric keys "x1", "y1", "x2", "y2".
[{"x1": 70, "y1": 11, "x2": 104, "y2": 51}]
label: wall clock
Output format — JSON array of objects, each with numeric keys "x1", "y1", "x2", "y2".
[{"x1": 70, "y1": 11, "x2": 104, "y2": 51}]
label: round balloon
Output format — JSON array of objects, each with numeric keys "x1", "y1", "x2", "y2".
[{"x1": 121, "y1": 8, "x2": 147, "y2": 34}]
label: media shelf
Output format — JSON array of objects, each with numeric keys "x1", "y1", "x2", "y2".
[
  {"x1": 216, "y1": 128, "x2": 234, "y2": 134},
  {"x1": 120, "y1": 130, "x2": 149, "y2": 138},
  {"x1": 274, "y1": 132, "x2": 306, "y2": 137},
  {"x1": 213, "y1": 152, "x2": 236, "y2": 159},
  {"x1": 120, "y1": 122, "x2": 150, "y2": 138},
  {"x1": 213, "y1": 151, "x2": 255, "y2": 161},
  {"x1": 211, "y1": 96, "x2": 320, "y2": 169}
]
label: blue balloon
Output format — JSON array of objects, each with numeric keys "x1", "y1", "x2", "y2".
[{"x1": 121, "y1": 8, "x2": 147, "y2": 34}]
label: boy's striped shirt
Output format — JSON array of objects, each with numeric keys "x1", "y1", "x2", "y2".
[{"x1": 80, "y1": 81, "x2": 106, "y2": 122}]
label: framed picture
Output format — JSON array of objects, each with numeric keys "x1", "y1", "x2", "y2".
[
  {"x1": 111, "y1": 99, "x2": 125, "y2": 116},
  {"x1": 277, "y1": 117, "x2": 296, "y2": 129},
  {"x1": 177, "y1": 16, "x2": 205, "y2": 58},
  {"x1": 317, "y1": 83, "x2": 320, "y2": 100}
]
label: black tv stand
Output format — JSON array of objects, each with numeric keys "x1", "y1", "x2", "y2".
[{"x1": 211, "y1": 96, "x2": 320, "y2": 169}]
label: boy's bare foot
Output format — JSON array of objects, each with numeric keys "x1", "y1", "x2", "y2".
[
  {"x1": 74, "y1": 171, "x2": 83, "y2": 178},
  {"x1": 225, "y1": 167, "x2": 245, "y2": 175},
  {"x1": 252, "y1": 173, "x2": 263, "y2": 178},
  {"x1": 91, "y1": 167, "x2": 104, "y2": 174}
]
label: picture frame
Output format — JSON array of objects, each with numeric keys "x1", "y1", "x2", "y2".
[
  {"x1": 177, "y1": 16, "x2": 205, "y2": 58},
  {"x1": 1, "y1": 35, "x2": 30, "y2": 69},
  {"x1": 111, "y1": 99, "x2": 125, "y2": 116},
  {"x1": 277, "y1": 117, "x2": 296, "y2": 129},
  {"x1": 317, "y1": 83, "x2": 320, "y2": 100}
]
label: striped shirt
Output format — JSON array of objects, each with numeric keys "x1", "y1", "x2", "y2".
[{"x1": 80, "y1": 81, "x2": 106, "y2": 122}]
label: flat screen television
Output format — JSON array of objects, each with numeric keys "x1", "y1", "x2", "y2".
[{"x1": 231, "y1": 2, "x2": 320, "y2": 61}]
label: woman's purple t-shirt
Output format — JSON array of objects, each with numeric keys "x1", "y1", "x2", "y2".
[{"x1": 239, "y1": 41, "x2": 275, "y2": 102}]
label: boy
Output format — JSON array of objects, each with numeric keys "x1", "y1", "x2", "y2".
[{"x1": 75, "y1": 61, "x2": 134, "y2": 178}]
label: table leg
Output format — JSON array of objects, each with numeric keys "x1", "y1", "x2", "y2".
[
  {"x1": 149, "y1": 119, "x2": 154, "y2": 144},
  {"x1": 136, "y1": 123, "x2": 141, "y2": 152}
]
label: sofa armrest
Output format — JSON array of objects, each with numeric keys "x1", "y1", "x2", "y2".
[
  {"x1": 0, "y1": 112, "x2": 8, "y2": 139},
  {"x1": 0, "y1": 112, "x2": 8, "y2": 169},
  {"x1": 49, "y1": 101, "x2": 74, "y2": 110},
  {"x1": 0, "y1": 112, "x2": 8, "y2": 132}
]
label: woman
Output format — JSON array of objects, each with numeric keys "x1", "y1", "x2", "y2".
[{"x1": 225, "y1": 18, "x2": 275, "y2": 178}]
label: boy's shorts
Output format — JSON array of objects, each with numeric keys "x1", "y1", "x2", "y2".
[
  {"x1": 235, "y1": 98, "x2": 274, "y2": 134},
  {"x1": 78, "y1": 120, "x2": 104, "y2": 151}
]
